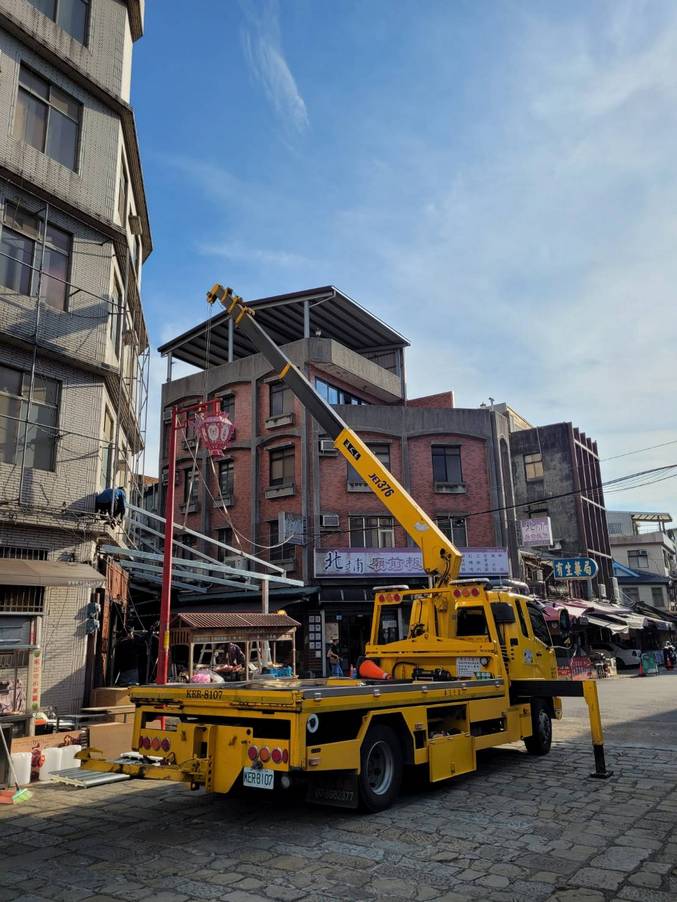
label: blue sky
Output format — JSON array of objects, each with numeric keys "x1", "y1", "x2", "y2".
[{"x1": 134, "y1": 0, "x2": 677, "y2": 519}]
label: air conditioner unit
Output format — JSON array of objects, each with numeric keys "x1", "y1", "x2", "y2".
[
  {"x1": 321, "y1": 513, "x2": 340, "y2": 529},
  {"x1": 319, "y1": 439, "x2": 337, "y2": 454}
]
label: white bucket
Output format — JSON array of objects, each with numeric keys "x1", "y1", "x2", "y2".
[
  {"x1": 10, "y1": 752, "x2": 32, "y2": 786},
  {"x1": 39, "y1": 746, "x2": 62, "y2": 781},
  {"x1": 59, "y1": 744, "x2": 82, "y2": 770}
]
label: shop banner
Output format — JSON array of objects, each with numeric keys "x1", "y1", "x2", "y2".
[{"x1": 314, "y1": 547, "x2": 510, "y2": 578}]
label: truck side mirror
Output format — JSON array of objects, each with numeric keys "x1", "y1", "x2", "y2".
[{"x1": 491, "y1": 602, "x2": 516, "y2": 625}]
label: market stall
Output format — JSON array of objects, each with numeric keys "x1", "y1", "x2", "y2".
[{"x1": 169, "y1": 611, "x2": 300, "y2": 680}]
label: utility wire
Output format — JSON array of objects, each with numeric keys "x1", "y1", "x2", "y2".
[{"x1": 601, "y1": 438, "x2": 677, "y2": 462}]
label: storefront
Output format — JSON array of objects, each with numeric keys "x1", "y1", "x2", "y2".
[{"x1": 0, "y1": 559, "x2": 104, "y2": 734}]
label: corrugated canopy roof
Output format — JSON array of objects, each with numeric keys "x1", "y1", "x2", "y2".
[
  {"x1": 157, "y1": 286, "x2": 409, "y2": 369},
  {"x1": 172, "y1": 612, "x2": 300, "y2": 631}
]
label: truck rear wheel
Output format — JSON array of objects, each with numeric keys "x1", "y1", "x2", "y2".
[
  {"x1": 524, "y1": 700, "x2": 552, "y2": 756},
  {"x1": 358, "y1": 724, "x2": 403, "y2": 812}
]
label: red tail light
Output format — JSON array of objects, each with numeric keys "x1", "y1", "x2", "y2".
[
  {"x1": 151, "y1": 737, "x2": 161, "y2": 751},
  {"x1": 271, "y1": 748, "x2": 282, "y2": 764},
  {"x1": 259, "y1": 746, "x2": 271, "y2": 762},
  {"x1": 282, "y1": 749, "x2": 289, "y2": 763},
  {"x1": 453, "y1": 589, "x2": 461, "y2": 598},
  {"x1": 471, "y1": 587, "x2": 480, "y2": 597},
  {"x1": 161, "y1": 738, "x2": 170, "y2": 752},
  {"x1": 140, "y1": 736, "x2": 151, "y2": 750},
  {"x1": 247, "y1": 745, "x2": 258, "y2": 761}
]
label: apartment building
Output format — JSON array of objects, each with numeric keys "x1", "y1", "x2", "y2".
[
  {"x1": 158, "y1": 287, "x2": 518, "y2": 676},
  {"x1": 0, "y1": 0, "x2": 151, "y2": 723},
  {"x1": 510, "y1": 423, "x2": 613, "y2": 599},
  {"x1": 607, "y1": 511, "x2": 676, "y2": 609}
]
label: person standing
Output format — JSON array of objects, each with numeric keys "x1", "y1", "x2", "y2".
[{"x1": 327, "y1": 642, "x2": 343, "y2": 677}]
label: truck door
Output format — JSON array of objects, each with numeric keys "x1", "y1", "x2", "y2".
[{"x1": 524, "y1": 602, "x2": 557, "y2": 679}]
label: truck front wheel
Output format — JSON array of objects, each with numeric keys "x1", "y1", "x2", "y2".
[
  {"x1": 358, "y1": 724, "x2": 403, "y2": 812},
  {"x1": 524, "y1": 699, "x2": 552, "y2": 756}
]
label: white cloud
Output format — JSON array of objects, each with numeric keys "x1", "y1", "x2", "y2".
[
  {"x1": 323, "y1": 2, "x2": 677, "y2": 516},
  {"x1": 240, "y1": 0, "x2": 309, "y2": 134},
  {"x1": 198, "y1": 239, "x2": 310, "y2": 268}
]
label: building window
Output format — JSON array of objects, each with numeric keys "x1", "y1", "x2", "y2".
[
  {"x1": 0, "y1": 205, "x2": 72, "y2": 310},
  {"x1": 176, "y1": 532, "x2": 196, "y2": 558},
  {"x1": 269, "y1": 519, "x2": 293, "y2": 562},
  {"x1": 27, "y1": 0, "x2": 90, "y2": 44},
  {"x1": 434, "y1": 515, "x2": 468, "y2": 547},
  {"x1": 349, "y1": 515, "x2": 395, "y2": 549},
  {"x1": 109, "y1": 277, "x2": 122, "y2": 352},
  {"x1": 182, "y1": 468, "x2": 199, "y2": 507},
  {"x1": 218, "y1": 459, "x2": 234, "y2": 498},
  {"x1": 269, "y1": 446, "x2": 294, "y2": 486},
  {"x1": 117, "y1": 159, "x2": 128, "y2": 225},
  {"x1": 432, "y1": 445, "x2": 462, "y2": 485},
  {"x1": 348, "y1": 443, "x2": 390, "y2": 487},
  {"x1": 527, "y1": 603, "x2": 553, "y2": 646},
  {"x1": 218, "y1": 393, "x2": 235, "y2": 420},
  {"x1": 628, "y1": 550, "x2": 649, "y2": 569},
  {"x1": 524, "y1": 452, "x2": 544, "y2": 481},
  {"x1": 315, "y1": 377, "x2": 366, "y2": 406},
  {"x1": 99, "y1": 407, "x2": 114, "y2": 491},
  {"x1": 0, "y1": 364, "x2": 59, "y2": 471},
  {"x1": 216, "y1": 527, "x2": 233, "y2": 562},
  {"x1": 651, "y1": 587, "x2": 665, "y2": 607},
  {"x1": 269, "y1": 381, "x2": 291, "y2": 417},
  {"x1": 15, "y1": 65, "x2": 82, "y2": 170}
]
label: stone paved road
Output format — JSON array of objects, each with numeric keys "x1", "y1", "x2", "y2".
[{"x1": 1, "y1": 674, "x2": 676, "y2": 902}]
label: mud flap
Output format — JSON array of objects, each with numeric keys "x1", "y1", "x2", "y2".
[{"x1": 305, "y1": 771, "x2": 359, "y2": 809}]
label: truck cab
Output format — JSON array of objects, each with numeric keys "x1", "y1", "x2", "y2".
[{"x1": 367, "y1": 582, "x2": 558, "y2": 685}]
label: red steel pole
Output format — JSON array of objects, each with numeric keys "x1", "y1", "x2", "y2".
[{"x1": 157, "y1": 406, "x2": 178, "y2": 684}]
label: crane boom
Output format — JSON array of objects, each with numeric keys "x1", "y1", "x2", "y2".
[{"x1": 207, "y1": 284, "x2": 462, "y2": 583}]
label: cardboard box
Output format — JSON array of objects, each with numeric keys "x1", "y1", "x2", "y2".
[
  {"x1": 90, "y1": 687, "x2": 131, "y2": 708},
  {"x1": 87, "y1": 722, "x2": 133, "y2": 758},
  {"x1": 12, "y1": 731, "x2": 83, "y2": 753}
]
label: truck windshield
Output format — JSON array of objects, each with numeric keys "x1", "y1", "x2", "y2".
[{"x1": 375, "y1": 603, "x2": 412, "y2": 644}]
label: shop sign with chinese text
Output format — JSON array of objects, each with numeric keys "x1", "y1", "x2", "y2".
[
  {"x1": 552, "y1": 557, "x2": 598, "y2": 580},
  {"x1": 314, "y1": 547, "x2": 510, "y2": 578},
  {"x1": 519, "y1": 516, "x2": 553, "y2": 547}
]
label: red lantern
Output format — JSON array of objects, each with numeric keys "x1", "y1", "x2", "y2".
[{"x1": 196, "y1": 413, "x2": 235, "y2": 457}]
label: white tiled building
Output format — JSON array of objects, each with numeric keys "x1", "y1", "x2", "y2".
[{"x1": 0, "y1": 0, "x2": 151, "y2": 720}]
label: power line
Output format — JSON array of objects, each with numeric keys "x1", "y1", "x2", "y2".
[{"x1": 601, "y1": 439, "x2": 677, "y2": 462}]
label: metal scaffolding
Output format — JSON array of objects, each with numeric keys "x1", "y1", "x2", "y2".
[{"x1": 0, "y1": 176, "x2": 149, "y2": 543}]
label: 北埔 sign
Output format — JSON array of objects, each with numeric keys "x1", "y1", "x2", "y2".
[
  {"x1": 314, "y1": 547, "x2": 510, "y2": 578},
  {"x1": 552, "y1": 557, "x2": 598, "y2": 580}
]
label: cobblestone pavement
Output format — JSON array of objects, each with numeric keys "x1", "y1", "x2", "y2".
[{"x1": 1, "y1": 681, "x2": 676, "y2": 901}]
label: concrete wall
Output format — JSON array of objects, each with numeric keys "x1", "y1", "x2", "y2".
[
  {"x1": 0, "y1": 521, "x2": 94, "y2": 712},
  {"x1": 611, "y1": 532, "x2": 675, "y2": 576}
]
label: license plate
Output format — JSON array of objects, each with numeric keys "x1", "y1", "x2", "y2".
[{"x1": 242, "y1": 767, "x2": 274, "y2": 790}]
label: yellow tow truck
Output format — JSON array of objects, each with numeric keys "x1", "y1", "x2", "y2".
[{"x1": 78, "y1": 285, "x2": 610, "y2": 811}]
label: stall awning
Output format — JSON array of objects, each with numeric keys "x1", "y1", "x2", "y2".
[
  {"x1": 0, "y1": 560, "x2": 104, "y2": 588},
  {"x1": 582, "y1": 614, "x2": 629, "y2": 635}
]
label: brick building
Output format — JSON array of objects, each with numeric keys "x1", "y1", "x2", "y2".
[
  {"x1": 0, "y1": 0, "x2": 151, "y2": 722},
  {"x1": 159, "y1": 287, "x2": 518, "y2": 676}
]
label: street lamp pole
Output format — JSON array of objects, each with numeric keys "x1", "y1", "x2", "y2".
[{"x1": 156, "y1": 398, "x2": 229, "y2": 684}]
